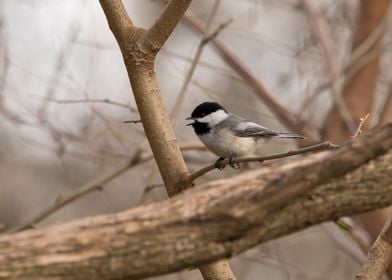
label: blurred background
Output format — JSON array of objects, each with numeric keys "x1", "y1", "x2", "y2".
[{"x1": 0, "y1": 0, "x2": 391, "y2": 279}]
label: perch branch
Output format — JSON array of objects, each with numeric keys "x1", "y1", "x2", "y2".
[
  {"x1": 188, "y1": 141, "x2": 338, "y2": 184},
  {"x1": 0, "y1": 124, "x2": 391, "y2": 279}
]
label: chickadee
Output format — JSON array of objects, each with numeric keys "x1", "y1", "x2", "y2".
[{"x1": 187, "y1": 102, "x2": 305, "y2": 169}]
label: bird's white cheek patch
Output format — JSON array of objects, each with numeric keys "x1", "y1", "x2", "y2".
[{"x1": 196, "y1": 110, "x2": 228, "y2": 125}]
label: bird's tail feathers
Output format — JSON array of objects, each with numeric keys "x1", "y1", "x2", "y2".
[{"x1": 275, "y1": 133, "x2": 306, "y2": 139}]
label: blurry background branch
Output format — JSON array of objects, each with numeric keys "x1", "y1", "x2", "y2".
[
  {"x1": 302, "y1": 0, "x2": 355, "y2": 132},
  {"x1": 0, "y1": 124, "x2": 391, "y2": 279},
  {"x1": 319, "y1": 0, "x2": 392, "y2": 277}
]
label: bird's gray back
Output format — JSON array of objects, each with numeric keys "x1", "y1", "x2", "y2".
[{"x1": 216, "y1": 114, "x2": 278, "y2": 138}]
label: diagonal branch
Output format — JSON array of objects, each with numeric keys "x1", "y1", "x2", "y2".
[
  {"x1": 188, "y1": 141, "x2": 338, "y2": 184},
  {"x1": 256, "y1": 124, "x2": 392, "y2": 222},
  {"x1": 0, "y1": 124, "x2": 391, "y2": 279},
  {"x1": 6, "y1": 151, "x2": 144, "y2": 233},
  {"x1": 143, "y1": 0, "x2": 193, "y2": 52},
  {"x1": 302, "y1": 0, "x2": 356, "y2": 132},
  {"x1": 170, "y1": 0, "x2": 223, "y2": 121},
  {"x1": 356, "y1": 216, "x2": 392, "y2": 279}
]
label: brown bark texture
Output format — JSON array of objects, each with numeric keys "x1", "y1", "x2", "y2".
[
  {"x1": 99, "y1": 0, "x2": 234, "y2": 278},
  {"x1": 0, "y1": 124, "x2": 391, "y2": 280},
  {"x1": 356, "y1": 217, "x2": 392, "y2": 280}
]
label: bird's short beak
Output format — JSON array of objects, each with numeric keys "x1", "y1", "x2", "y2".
[{"x1": 186, "y1": 116, "x2": 195, "y2": 126}]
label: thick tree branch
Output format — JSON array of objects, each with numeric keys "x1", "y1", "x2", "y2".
[
  {"x1": 99, "y1": 1, "x2": 235, "y2": 278},
  {"x1": 356, "y1": 216, "x2": 392, "y2": 279},
  {"x1": 99, "y1": 0, "x2": 192, "y2": 196},
  {"x1": 99, "y1": 0, "x2": 133, "y2": 42},
  {"x1": 0, "y1": 124, "x2": 391, "y2": 279}
]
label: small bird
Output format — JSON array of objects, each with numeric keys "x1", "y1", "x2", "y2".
[{"x1": 187, "y1": 102, "x2": 305, "y2": 169}]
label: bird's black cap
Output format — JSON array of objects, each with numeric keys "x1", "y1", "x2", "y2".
[{"x1": 188, "y1": 102, "x2": 227, "y2": 119}]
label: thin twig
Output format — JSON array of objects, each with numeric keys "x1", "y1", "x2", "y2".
[
  {"x1": 301, "y1": 43, "x2": 388, "y2": 115},
  {"x1": 4, "y1": 142, "x2": 207, "y2": 234},
  {"x1": 300, "y1": 6, "x2": 389, "y2": 113},
  {"x1": 188, "y1": 141, "x2": 339, "y2": 184},
  {"x1": 37, "y1": 11, "x2": 83, "y2": 120},
  {"x1": 335, "y1": 218, "x2": 369, "y2": 255},
  {"x1": 124, "y1": 119, "x2": 142, "y2": 124},
  {"x1": 201, "y1": 18, "x2": 233, "y2": 44},
  {"x1": 351, "y1": 113, "x2": 370, "y2": 139},
  {"x1": 48, "y1": 98, "x2": 137, "y2": 112},
  {"x1": 7, "y1": 151, "x2": 144, "y2": 233},
  {"x1": 170, "y1": 0, "x2": 222, "y2": 121}
]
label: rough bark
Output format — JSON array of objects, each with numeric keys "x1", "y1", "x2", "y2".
[
  {"x1": 99, "y1": 1, "x2": 235, "y2": 278},
  {"x1": 100, "y1": 0, "x2": 191, "y2": 196},
  {"x1": 356, "y1": 217, "x2": 392, "y2": 280},
  {"x1": 0, "y1": 125, "x2": 391, "y2": 280}
]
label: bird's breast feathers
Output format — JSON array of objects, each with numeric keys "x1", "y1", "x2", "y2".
[{"x1": 198, "y1": 128, "x2": 258, "y2": 158}]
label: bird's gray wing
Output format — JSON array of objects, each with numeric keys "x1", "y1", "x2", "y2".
[{"x1": 232, "y1": 119, "x2": 278, "y2": 138}]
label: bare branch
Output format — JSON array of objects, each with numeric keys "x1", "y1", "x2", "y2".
[
  {"x1": 48, "y1": 98, "x2": 137, "y2": 112},
  {"x1": 323, "y1": 0, "x2": 390, "y2": 143},
  {"x1": 188, "y1": 141, "x2": 338, "y2": 184},
  {"x1": 142, "y1": 0, "x2": 193, "y2": 52},
  {"x1": 99, "y1": 0, "x2": 133, "y2": 42},
  {"x1": 302, "y1": 0, "x2": 356, "y2": 132},
  {"x1": 0, "y1": 125, "x2": 391, "y2": 279},
  {"x1": 6, "y1": 143, "x2": 207, "y2": 234},
  {"x1": 356, "y1": 216, "x2": 392, "y2": 279},
  {"x1": 300, "y1": 2, "x2": 389, "y2": 114},
  {"x1": 124, "y1": 119, "x2": 142, "y2": 124},
  {"x1": 351, "y1": 113, "x2": 370, "y2": 139},
  {"x1": 7, "y1": 151, "x2": 143, "y2": 233}
]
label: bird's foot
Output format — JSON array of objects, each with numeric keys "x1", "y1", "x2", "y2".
[
  {"x1": 214, "y1": 157, "x2": 226, "y2": 170},
  {"x1": 229, "y1": 155, "x2": 240, "y2": 169}
]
